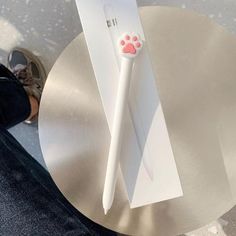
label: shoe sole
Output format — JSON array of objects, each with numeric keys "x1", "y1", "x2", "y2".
[{"x1": 7, "y1": 47, "x2": 47, "y2": 84}]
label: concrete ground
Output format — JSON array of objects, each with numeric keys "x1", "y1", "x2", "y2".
[{"x1": 1, "y1": 0, "x2": 236, "y2": 235}]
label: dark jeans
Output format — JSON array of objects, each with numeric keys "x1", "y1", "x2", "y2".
[
  {"x1": 0, "y1": 64, "x2": 116, "y2": 236},
  {"x1": 0, "y1": 64, "x2": 31, "y2": 129}
]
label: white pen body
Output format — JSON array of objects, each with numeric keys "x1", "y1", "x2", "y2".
[{"x1": 103, "y1": 57, "x2": 134, "y2": 214}]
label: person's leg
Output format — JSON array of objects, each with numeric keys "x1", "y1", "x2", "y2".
[
  {"x1": 0, "y1": 64, "x2": 31, "y2": 129},
  {"x1": 28, "y1": 95, "x2": 39, "y2": 121},
  {"x1": 0, "y1": 48, "x2": 46, "y2": 129},
  {"x1": 8, "y1": 48, "x2": 46, "y2": 124}
]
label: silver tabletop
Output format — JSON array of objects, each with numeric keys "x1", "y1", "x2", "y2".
[{"x1": 39, "y1": 6, "x2": 236, "y2": 236}]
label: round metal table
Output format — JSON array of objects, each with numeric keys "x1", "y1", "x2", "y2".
[{"x1": 39, "y1": 6, "x2": 236, "y2": 236}]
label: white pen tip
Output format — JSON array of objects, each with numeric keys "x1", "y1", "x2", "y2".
[{"x1": 104, "y1": 208, "x2": 109, "y2": 215}]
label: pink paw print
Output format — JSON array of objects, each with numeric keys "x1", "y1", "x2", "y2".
[{"x1": 118, "y1": 33, "x2": 143, "y2": 58}]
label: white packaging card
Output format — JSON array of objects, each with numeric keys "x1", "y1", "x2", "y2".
[{"x1": 75, "y1": 0, "x2": 183, "y2": 208}]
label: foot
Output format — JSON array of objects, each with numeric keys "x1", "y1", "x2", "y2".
[{"x1": 7, "y1": 48, "x2": 46, "y2": 124}]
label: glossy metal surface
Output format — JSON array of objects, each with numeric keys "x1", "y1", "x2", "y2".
[{"x1": 39, "y1": 7, "x2": 236, "y2": 236}]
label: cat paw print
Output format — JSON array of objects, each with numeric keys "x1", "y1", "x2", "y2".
[{"x1": 118, "y1": 33, "x2": 143, "y2": 58}]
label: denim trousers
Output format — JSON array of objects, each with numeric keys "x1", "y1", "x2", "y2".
[
  {"x1": 0, "y1": 64, "x2": 31, "y2": 129},
  {"x1": 0, "y1": 64, "x2": 116, "y2": 236}
]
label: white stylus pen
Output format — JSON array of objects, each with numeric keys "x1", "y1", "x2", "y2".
[
  {"x1": 103, "y1": 33, "x2": 143, "y2": 215},
  {"x1": 103, "y1": 2, "x2": 154, "y2": 180}
]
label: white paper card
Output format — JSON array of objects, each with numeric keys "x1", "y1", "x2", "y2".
[{"x1": 75, "y1": 0, "x2": 183, "y2": 208}]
